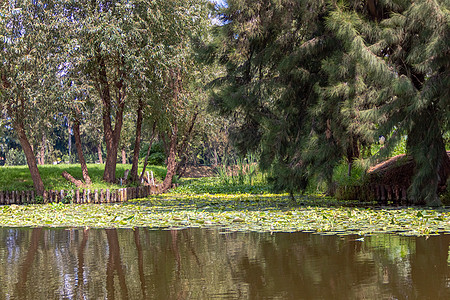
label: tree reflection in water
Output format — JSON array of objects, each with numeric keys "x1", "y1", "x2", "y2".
[{"x1": 0, "y1": 228, "x2": 448, "y2": 299}]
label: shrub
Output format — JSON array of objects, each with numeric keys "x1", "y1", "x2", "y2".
[{"x1": 333, "y1": 160, "x2": 373, "y2": 201}]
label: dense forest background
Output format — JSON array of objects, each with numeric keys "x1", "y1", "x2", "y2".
[{"x1": 1, "y1": 0, "x2": 449, "y2": 205}]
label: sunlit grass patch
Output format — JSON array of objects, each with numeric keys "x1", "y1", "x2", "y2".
[
  {"x1": 0, "y1": 164, "x2": 166, "y2": 191},
  {"x1": 172, "y1": 177, "x2": 271, "y2": 195}
]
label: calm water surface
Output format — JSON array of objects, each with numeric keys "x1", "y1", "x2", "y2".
[{"x1": 0, "y1": 227, "x2": 449, "y2": 299}]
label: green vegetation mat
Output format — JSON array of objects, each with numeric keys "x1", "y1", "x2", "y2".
[{"x1": 0, "y1": 178, "x2": 449, "y2": 237}]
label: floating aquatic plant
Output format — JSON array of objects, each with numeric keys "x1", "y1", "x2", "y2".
[{"x1": 0, "y1": 193, "x2": 449, "y2": 237}]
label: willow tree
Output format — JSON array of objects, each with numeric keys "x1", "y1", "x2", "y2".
[
  {"x1": 59, "y1": 0, "x2": 210, "y2": 184},
  {"x1": 0, "y1": 0, "x2": 62, "y2": 195}
]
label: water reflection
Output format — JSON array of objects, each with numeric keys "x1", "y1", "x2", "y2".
[{"x1": 0, "y1": 228, "x2": 449, "y2": 299}]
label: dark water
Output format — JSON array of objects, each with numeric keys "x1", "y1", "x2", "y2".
[{"x1": 0, "y1": 228, "x2": 449, "y2": 299}]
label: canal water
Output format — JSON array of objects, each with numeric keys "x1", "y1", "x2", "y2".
[{"x1": 0, "y1": 228, "x2": 449, "y2": 299}]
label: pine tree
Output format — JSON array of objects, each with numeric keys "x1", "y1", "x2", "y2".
[
  {"x1": 209, "y1": 0, "x2": 450, "y2": 205},
  {"x1": 328, "y1": 0, "x2": 450, "y2": 205}
]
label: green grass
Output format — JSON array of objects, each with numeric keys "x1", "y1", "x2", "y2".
[
  {"x1": 172, "y1": 177, "x2": 271, "y2": 195},
  {"x1": 0, "y1": 164, "x2": 167, "y2": 191}
]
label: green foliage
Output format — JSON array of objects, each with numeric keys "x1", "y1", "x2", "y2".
[
  {"x1": 217, "y1": 153, "x2": 264, "y2": 186},
  {"x1": 207, "y1": 0, "x2": 450, "y2": 206},
  {"x1": 139, "y1": 142, "x2": 166, "y2": 166},
  {"x1": 172, "y1": 177, "x2": 271, "y2": 195},
  {"x1": 62, "y1": 190, "x2": 74, "y2": 204},
  {"x1": 5, "y1": 148, "x2": 26, "y2": 166},
  {"x1": 333, "y1": 161, "x2": 366, "y2": 188},
  {"x1": 34, "y1": 196, "x2": 44, "y2": 204}
]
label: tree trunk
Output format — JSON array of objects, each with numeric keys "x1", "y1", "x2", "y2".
[
  {"x1": 121, "y1": 147, "x2": 126, "y2": 164},
  {"x1": 346, "y1": 136, "x2": 360, "y2": 177},
  {"x1": 175, "y1": 109, "x2": 198, "y2": 177},
  {"x1": 73, "y1": 117, "x2": 92, "y2": 185},
  {"x1": 61, "y1": 171, "x2": 84, "y2": 188},
  {"x1": 14, "y1": 119, "x2": 45, "y2": 196},
  {"x1": 97, "y1": 143, "x2": 103, "y2": 164},
  {"x1": 68, "y1": 121, "x2": 72, "y2": 164},
  {"x1": 160, "y1": 124, "x2": 178, "y2": 193},
  {"x1": 130, "y1": 98, "x2": 144, "y2": 182},
  {"x1": 39, "y1": 133, "x2": 45, "y2": 165},
  {"x1": 97, "y1": 48, "x2": 126, "y2": 183},
  {"x1": 139, "y1": 133, "x2": 156, "y2": 182},
  {"x1": 139, "y1": 122, "x2": 157, "y2": 181},
  {"x1": 213, "y1": 148, "x2": 219, "y2": 166}
]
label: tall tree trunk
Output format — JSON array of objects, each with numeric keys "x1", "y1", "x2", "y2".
[
  {"x1": 160, "y1": 68, "x2": 182, "y2": 191},
  {"x1": 346, "y1": 136, "x2": 360, "y2": 177},
  {"x1": 96, "y1": 49, "x2": 126, "y2": 183},
  {"x1": 213, "y1": 148, "x2": 219, "y2": 166},
  {"x1": 39, "y1": 133, "x2": 45, "y2": 165},
  {"x1": 14, "y1": 119, "x2": 45, "y2": 196},
  {"x1": 73, "y1": 117, "x2": 92, "y2": 185},
  {"x1": 175, "y1": 109, "x2": 198, "y2": 177},
  {"x1": 160, "y1": 124, "x2": 178, "y2": 193},
  {"x1": 97, "y1": 142, "x2": 103, "y2": 164},
  {"x1": 121, "y1": 147, "x2": 126, "y2": 164},
  {"x1": 68, "y1": 121, "x2": 72, "y2": 164},
  {"x1": 139, "y1": 125, "x2": 156, "y2": 182},
  {"x1": 130, "y1": 98, "x2": 144, "y2": 182}
]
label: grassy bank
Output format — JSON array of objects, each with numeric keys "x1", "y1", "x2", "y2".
[
  {"x1": 0, "y1": 164, "x2": 167, "y2": 191},
  {"x1": 0, "y1": 177, "x2": 449, "y2": 236}
]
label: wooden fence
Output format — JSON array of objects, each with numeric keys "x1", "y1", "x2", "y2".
[{"x1": 0, "y1": 185, "x2": 159, "y2": 205}]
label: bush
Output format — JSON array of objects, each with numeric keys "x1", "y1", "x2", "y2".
[
  {"x1": 333, "y1": 160, "x2": 373, "y2": 201},
  {"x1": 5, "y1": 148, "x2": 26, "y2": 166},
  {"x1": 139, "y1": 142, "x2": 165, "y2": 166}
]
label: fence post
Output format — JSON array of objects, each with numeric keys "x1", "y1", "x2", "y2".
[
  {"x1": 0, "y1": 191, "x2": 4, "y2": 205},
  {"x1": 106, "y1": 189, "x2": 110, "y2": 203},
  {"x1": 100, "y1": 189, "x2": 104, "y2": 203}
]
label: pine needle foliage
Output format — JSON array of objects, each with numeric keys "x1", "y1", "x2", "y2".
[{"x1": 207, "y1": 0, "x2": 450, "y2": 205}]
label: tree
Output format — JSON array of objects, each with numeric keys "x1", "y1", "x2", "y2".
[
  {"x1": 327, "y1": 0, "x2": 450, "y2": 205},
  {"x1": 208, "y1": 0, "x2": 450, "y2": 205},
  {"x1": 0, "y1": 0, "x2": 62, "y2": 195},
  {"x1": 207, "y1": 0, "x2": 334, "y2": 193}
]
